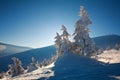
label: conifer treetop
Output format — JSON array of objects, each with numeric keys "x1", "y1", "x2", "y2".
[
  {"x1": 55, "y1": 32, "x2": 61, "y2": 39},
  {"x1": 61, "y1": 25, "x2": 66, "y2": 31},
  {"x1": 79, "y1": 6, "x2": 92, "y2": 26}
]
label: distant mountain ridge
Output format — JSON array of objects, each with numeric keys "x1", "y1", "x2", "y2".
[
  {"x1": 0, "y1": 42, "x2": 32, "y2": 57},
  {"x1": 93, "y1": 34, "x2": 120, "y2": 49}
]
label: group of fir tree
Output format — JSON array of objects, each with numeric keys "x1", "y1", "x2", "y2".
[{"x1": 55, "y1": 6, "x2": 96, "y2": 57}]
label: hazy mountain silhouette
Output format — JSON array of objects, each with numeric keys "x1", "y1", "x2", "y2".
[
  {"x1": 93, "y1": 34, "x2": 120, "y2": 49},
  {"x1": 0, "y1": 42, "x2": 32, "y2": 57}
]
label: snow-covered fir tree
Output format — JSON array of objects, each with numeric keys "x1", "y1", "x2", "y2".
[
  {"x1": 61, "y1": 25, "x2": 70, "y2": 40},
  {"x1": 61, "y1": 25, "x2": 71, "y2": 52},
  {"x1": 72, "y1": 6, "x2": 96, "y2": 56},
  {"x1": 27, "y1": 57, "x2": 40, "y2": 72},
  {"x1": 7, "y1": 57, "x2": 25, "y2": 77},
  {"x1": 54, "y1": 32, "x2": 62, "y2": 55}
]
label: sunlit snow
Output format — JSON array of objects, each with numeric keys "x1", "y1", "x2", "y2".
[{"x1": 97, "y1": 49, "x2": 120, "y2": 63}]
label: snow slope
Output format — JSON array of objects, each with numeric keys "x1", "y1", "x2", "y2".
[
  {"x1": 97, "y1": 49, "x2": 120, "y2": 63},
  {"x1": 1, "y1": 62, "x2": 55, "y2": 80},
  {"x1": 1, "y1": 51, "x2": 120, "y2": 80},
  {"x1": 48, "y1": 52, "x2": 120, "y2": 80}
]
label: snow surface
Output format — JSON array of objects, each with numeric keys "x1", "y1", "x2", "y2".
[
  {"x1": 1, "y1": 49, "x2": 120, "y2": 80},
  {"x1": 97, "y1": 49, "x2": 120, "y2": 63},
  {"x1": 1, "y1": 62, "x2": 55, "y2": 80},
  {"x1": 49, "y1": 51, "x2": 120, "y2": 80}
]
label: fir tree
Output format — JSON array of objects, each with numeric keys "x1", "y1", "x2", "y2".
[
  {"x1": 73, "y1": 6, "x2": 96, "y2": 56},
  {"x1": 27, "y1": 57, "x2": 39, "y2": 72},
  {"x1": 7, "y1": 57, "x2": 25, "y2": 77},
  {"x1": 61, "y1": 25, "x2": 71, "y2": 52},
  {"x1": 61, "y1": 25, "x2": 70, "y2": 40},
  {"x1": 54, "y1": 32, "x2": 62, "y2": 55}
]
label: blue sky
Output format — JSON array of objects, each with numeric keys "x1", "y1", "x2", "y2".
[{"x1": 0, "y1": 0, "x2": 120, "y2": 48}]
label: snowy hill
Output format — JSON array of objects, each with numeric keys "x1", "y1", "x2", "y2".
[
  {"x1": 93, "y1": 34, "x2": 120, "y2": 49},
  {"x1": 0, "y1": 42, "x2": 32, "y2": 57},
  {"x1": 2, "y1": 51, "x2": 120, "y2": 80},
  {"x1": 0, "y1": 46, "x2": 56, "y2": 72},
  {"x1": 48, "y1": 52, "x2": 120, "y2": 80}
]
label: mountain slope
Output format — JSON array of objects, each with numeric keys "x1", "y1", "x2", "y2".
[
  {"x1": 0, "y1": 42, "x2": 32, "y2": 57},
  {"x1": 0, "y1": 45, "x2": 56, "y2": 72},
  {"x1": 93, "y1": 34, "x2": 120, "y2": 49},
  {"x1": 48, "y1": 52, "x2": 120, "y2": 80}
]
